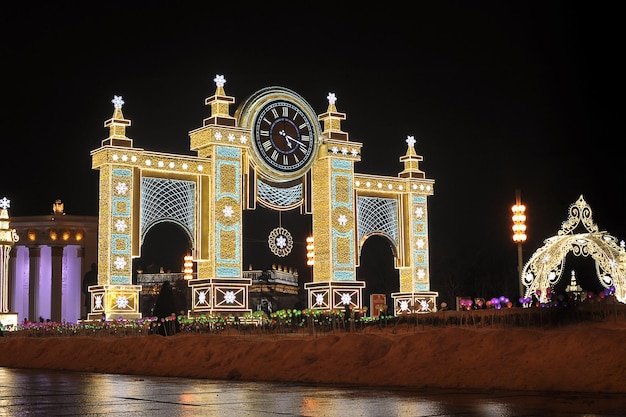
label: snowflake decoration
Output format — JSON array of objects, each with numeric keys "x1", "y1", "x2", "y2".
[
  {"x1": 268, "y1": 227, "x2": 293, "y2": 257},
  {"x1": 115, "y1": 182, "x2": 128, "y2": 195},
  {"x1": 0, "y1": 197, "x2": 10, "y2": 209},
  {"x1": 214, "y1": 131, "x2": 223, "y2": 141},
  {"x1": 94, "y1": 295, "x2": 103, "y2": 309},
  {"x1": 406, "y1": 135, "x2": 416, "y2": 147},
  {"x1": 315, "y1": 293, "x2": 325, "y2": 305},
  {"x1": 114, "y1": 256, "x2": 127, "y2": 270},
  {"x1": 223, "y1": 205, "x2": 234, "y2": 218},
  {"x1": 239, "y1": 135, "x2": 248, "y2": 144},
  {"x1": 419, "y1": 299, "x2": 429, "y2": 311},
  {"x1": 337, "y1": 214, "x2": 348, "y2": 226},
  {"x1": 414, "y1": 206, "x2": 424, "y2": 218},
  {"x1": 399, "y1": 300, "x2": 410, "y2": 311},
  {"x1": 112, "y1": 95, "x2": 124, "y2": 109},
  {"x1": 115, "y1": 219, "x2": 128, "y2": 232},
  {"x1": 198, "y1": 290, "x2": 207, "y2": 305},
  {"x1": 351, "y1": 148, "x2": 359, "y2": 157},
  {"x1": 228, "y1": 133, "x2": 235, "y2": 142},
  {"x1": 341, "y1": 292, "x2": 352, "y2": 305},
  {"x1": 341, "y1": 147, "x2": 348, "y2": 155},
  {"x1": 417, "y1": 268, "x2": 426, "y2": 280},
  {"x1": 416, "y1": 238, "x2": 425, "y2": 249},
  {"x1": 327, "y1": 92, "x2": 337, "y2": 105},
  {"x1": 331, "y1": 146, "x2": 339, "y2": 154},
  {"x1": 224, "y1": 290, "x2": 236, "y2": 304},
  {"x1": 214, "y1": 74, "x2": 226, "y2": 87},
  {"x1": 115, "y1": 295, "x2": 129, "y2": 309}
]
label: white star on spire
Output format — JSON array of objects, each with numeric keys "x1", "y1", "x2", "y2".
[
  {"x1": 112, "y1": 95, "x2": 124, "y2": 109},
  {"x1": 406, "y1": 135, "x2": 416, "y2": 147},
  {"x1": 327, "y1": 92, "x2": 337, "y2": 105},
  {"x1": 0, "y1": 197, "x2": 10, "y2": 209},
  {"x1": 214, "y1": 74, "x2": 226, "y2": 87}
]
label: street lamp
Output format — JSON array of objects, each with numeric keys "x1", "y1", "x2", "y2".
[
  {"x1": 306, "y1": 236, "x2": 314, "y2": 266},
  {"x1": 183, "y1": 255, "x2": 194, "y2": 280},
  {"x1": 512, "y1": 190, "x2": 527, "y2": 299}
]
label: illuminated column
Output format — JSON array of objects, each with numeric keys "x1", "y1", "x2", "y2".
[
  {"x1": 187, "y1": 75, "x2": 251, "y2": 315},
  {"x1": 28, "y1": 247, "x2": 41, "y2": 321},
  {"x1": 391, "y1": 136, "x2": 437, "y2": 314},
  {"x1": 50, "y1": 246, "x2": 63, "y2": 322},
  {"x1": 0, "y1": 198, "x2": 19, "y2": 320},
  {"x1": 512, "y1": 190, "x2": 527, "y2": 298},
  {"x1": 90, "y1": 96, "x2": 142, "y2": 320},
  {"x1": 306, "y1": 93, "x2": 365, "y2": 310}
]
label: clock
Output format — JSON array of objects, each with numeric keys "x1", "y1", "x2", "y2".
[{"x1": 252, "y1": 99, "x2": 316, "y2": 175}]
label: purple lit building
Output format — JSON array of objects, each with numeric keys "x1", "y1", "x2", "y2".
[{"x1": 7, "y1": 200, "x2": 98, "y2": 324}]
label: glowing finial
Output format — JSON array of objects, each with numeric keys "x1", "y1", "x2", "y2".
[
  {"x1": 0, "y1": 197, "x2": 10, "y2": 209},
  {"x1": 214, "y1": 74, "x2": 226, "y2": 87},
  {"x1": 327, "y1": 92, "x2": 337, "y2": 105},
  {"x1": 112, "y1": 95, "x2": 124, "y2": 109},
  {"x1": 406, "y1": 135, "x2": 416, "y2": 147}
]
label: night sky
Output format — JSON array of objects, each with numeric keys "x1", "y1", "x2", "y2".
[{"x1": 2, "y1": 4, "x2": 622, "y2": 303}]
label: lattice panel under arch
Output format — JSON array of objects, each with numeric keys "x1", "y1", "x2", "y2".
[
  {"x1": 140, "y1": 177, "x2": 196, "y2": 246},
  {"x1": 257, "y1": 179, "x2": 303, "y2": 210},
  {"x1": 356, "y1": 196, "x2": 399, "y2": 246}
]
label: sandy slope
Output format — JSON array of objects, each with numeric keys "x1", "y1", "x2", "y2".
[{"x1": 2, "y1": 320, "x2": 625, "y2": 394}]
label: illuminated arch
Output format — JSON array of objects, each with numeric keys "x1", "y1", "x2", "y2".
[
  {"x1": 522, "y1": 195, "x2": 626, "y2": 304},
  {"x1": 140, "y1": 177, "x2": 196, "y2": 248}
]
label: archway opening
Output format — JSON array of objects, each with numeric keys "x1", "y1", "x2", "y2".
[
  {"x1": 358, "y1": 235, "x2": 399, "y2": 315},
  {"x1": 552, "y1": 253, "x2": 606, "y2": 295},
  {"x1": 134, "y1": 222, "x2": 191, "y2": 317},
  {"x1": 243, "y1": 206, "x2": 312, "y2": 311}
]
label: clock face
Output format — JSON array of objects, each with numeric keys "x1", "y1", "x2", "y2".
[{"x1": 253, "y1": 100, "x2": 316, "y2": 174}]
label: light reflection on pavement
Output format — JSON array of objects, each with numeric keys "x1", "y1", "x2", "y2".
[{"x1": 0, "y1": 367, "x2": 624, "y2": 416}]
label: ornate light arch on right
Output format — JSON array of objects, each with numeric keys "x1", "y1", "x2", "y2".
[{"x1": 522, "y1": 195, "x2": 626, "y2": 304}]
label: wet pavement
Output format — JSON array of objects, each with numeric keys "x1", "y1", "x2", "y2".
[{"x1": 1, "y1": 367, "x2": 625, "y2": 416}]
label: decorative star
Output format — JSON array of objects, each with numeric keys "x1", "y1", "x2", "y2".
[
  {"x1": 315, "y1": 293, "x2": 324, "y2": 305},
  {"x1": 116, "y1": 295, "x2": 129, "y2": 309},
  {"x1": 228, "y1": 133, "x2": 235, "y2": 142},
  {"x1": 0, "y1": 197, "x2": 10, "y2": 209},
  {"x1": 276, "y1": 235, "x2": 287, "y2": 248},
  {"x1": 115, "y1": 219, "x2": 128, "y2": 232},
  {"x1": 223, "y1": 205, "x2": 234, "y2": 217},
  {"x1": 214, "y1": 74, "x2": 226, "y2": 87},
  {"x1": 341, "y1": 292, "x2": 352, "y2": 305},
  {"x1": 406, "y1": 135, "x2": 416, "y2": 147},
  {"x1": 224, "y1": 290, "x2": 236, "y2": 304},
  {"x1": 112, "y1": 95, "x2": 124, "y2": 109},
  {"x1": 327, "y1": 92, "x2": 337, "y2": 105},
  {"x1": 337, "y1": 214, "x2": 348, "y2": 226},
  {"x1": 198, "y1": 290, "x2": 207, "y2": 305},
  {"x1": 417, "y1": 268, "x2": 426, "y2": 280}
]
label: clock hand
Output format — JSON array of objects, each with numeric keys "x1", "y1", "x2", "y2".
[
  {"x1": 279, "y1": 130, "x2": 293, "y2": 148},
  {"x1": 279, "y1": 130, "x2": 306, "y2": 148}
]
